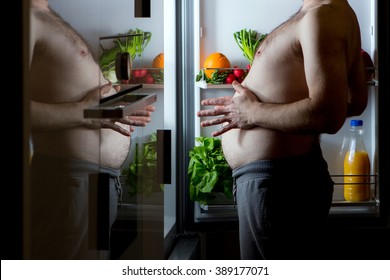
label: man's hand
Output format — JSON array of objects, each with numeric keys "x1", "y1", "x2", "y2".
[
  {"x1": 82, "y1": 83, "x2": 155, "y2": 136},
  {"x1": 99, "y1": 104, "x2": 155, "y2": 136},
  {"x1": 197, "y1": 81, "x2": 260, "y2": 137}
]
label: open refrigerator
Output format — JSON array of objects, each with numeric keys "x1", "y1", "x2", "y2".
[
  {"x1": 183, "y1": 0, "x2": 389, "y2": 259},
  {"x1": 190, "y1": 0, "x2": 382, "y2": 222}
]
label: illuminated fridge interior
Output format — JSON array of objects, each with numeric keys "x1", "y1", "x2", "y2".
[{"x1": 191, "y1": 0, "x2": 381, "y2": 223}]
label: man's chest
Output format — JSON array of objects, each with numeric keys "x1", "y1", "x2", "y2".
[
  {"x1": 257, "y1": 17, "x2": 302, "y2": 60},
  {"x1": 36, "y1": 10, "x2": 94, "y2": 61}
]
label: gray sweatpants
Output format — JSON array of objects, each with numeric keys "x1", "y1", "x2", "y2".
[
  {"x1": 233, "y1": 145, "x2": 334, "y2": 260},
  {"x1": 30, "y1": 154, "x2": 121, "y2": 259}
]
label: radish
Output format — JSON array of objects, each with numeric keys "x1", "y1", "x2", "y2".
[
  {"x1": 132, "y1": 69, "x2": 147, "y2": 78},
  {"x1": 225, "y1": 73, "x2": 236, "y2": 84},
  {"x1": 233, "y1": 66, "x2": 245, "y2": 79},
  {"x1": 143, "y1": 73, "x2": 155, "y2": 84}
]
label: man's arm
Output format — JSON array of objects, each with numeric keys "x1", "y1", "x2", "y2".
[
  {"x1": 30, "y1": 83, "x2": 155, "y2": 136},
  {"x1": 346, "y1": 52, "x2": 368, "y2": 117}
]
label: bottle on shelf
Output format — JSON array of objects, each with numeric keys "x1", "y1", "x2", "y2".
[
  {"x1": 343, "y1": 119, "x2": 371, "y2": 202},
  {"x1": 330, "y1": 135, "x2": 349, "y2": 201},
  {"x1": 336, "y1": 135, "x2": 349, "y2": 175}
]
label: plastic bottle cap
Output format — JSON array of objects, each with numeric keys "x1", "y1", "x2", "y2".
[{"x1": 350, "y1": 119, "x2": 363, "y2": 127}]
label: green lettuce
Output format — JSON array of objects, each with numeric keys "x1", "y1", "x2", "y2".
[{"x1": 188, "y1": 137, "x2": 233, "y2": 205}]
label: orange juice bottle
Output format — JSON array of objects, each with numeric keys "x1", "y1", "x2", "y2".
[{"x1": 343, "y1": 120, "x2": 371, "y2": 201}]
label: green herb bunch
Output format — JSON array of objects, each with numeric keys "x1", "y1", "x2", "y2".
[
  {"x1": 233, "y1": 28, "x2": 267, "y2": 65},
  {"x1": 122, "y1": 133, "x2": 163, "y2": 197},
  {"x1": 150, "y1": 69, "x2": 164, "y2": 84},
  {"x1": 195, "y1": 69, "x2": 229, "y2": 84},
  {"x1": 188, "y1": 137, "x2": 233, "y2": 205},
  {"x1": 100, "y1": 28, "x2": 152, "y2": 81}
]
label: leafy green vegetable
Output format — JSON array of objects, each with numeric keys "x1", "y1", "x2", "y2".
[
  {"x1": 100, "y1": 28, "x2": 152, "y2": 81},
  {"x1": 195, "y1": 68, "x2": 229, "y2": 84},
  {"x1": 150, "y1": 69, "x2": 164, "y2": 84},
  {"x1": 122, "y1": 133, "x2": 163, "y2": 197},
  {"x1": 115, "y1": 28, "x2": 152, "y2": 60},
  {"x1": 188, "y1": 137, "x2": 233, "y2": 205},
  {"x1": 233, "y1": 29, "x2": 267, "y2": 65},
  {"x1": 100, "y1": 46, "x2": 120, "y2": 82}
]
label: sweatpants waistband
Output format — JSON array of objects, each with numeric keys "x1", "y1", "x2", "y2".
[{"x1": 232, "y1": 145, "x2": 327, "y2": 183}]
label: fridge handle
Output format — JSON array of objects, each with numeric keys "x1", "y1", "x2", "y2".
[
  {"x1": 88, "y1": 173, "x2": 110, "y2": 250},
  {"x1": 157, "y1": 129, "x2": 172, "y2": 184}
]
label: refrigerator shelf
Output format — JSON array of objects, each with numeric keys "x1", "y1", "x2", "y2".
[
  {"x1": 195, "y1": 81, "x2": 233, "y2": 89},
  {"x1": 196, "y1": 79, "x2": 378, "y2": 89},
  {"x1": 331, "y1": 174, "x2": 379, "y2": 204},
  {"x1": 120, "y1": 83, "x2": 164, "y2": 89},
  {"x1": 193, "y1": 173, "x2": 380, "y2": 222},
  {"x1": 83, "y1": 84, "x2": 157, "y2": 118},
  {"x1": 195, "y1": 198, "x2": 380, "y2": 222},
  {"x1": 331, "y1": 198, "x2": 379, "y2": 207},
  {"x1": 198, "y1": 197, "x2": 379, "y2": 210}
]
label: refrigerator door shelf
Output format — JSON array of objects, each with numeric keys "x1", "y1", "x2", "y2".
[
  {"x1": 83, "y1": 85, "x2": 157, "y2": 118},
  {"x1": 331, "y1": 173, "x2": 379, "y2": 206},
  {"x1": 194, "y1": 201, "x2": 238, "y2": 223},
  {"x1": 194, "y1": 171, "x2": 380, "y2": 222}
]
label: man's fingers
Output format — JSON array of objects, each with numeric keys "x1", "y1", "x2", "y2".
[
  {"x1": 119, "y1": 117, "x2": 148, "y2": 126},
  {"x1": 201, "y1": 96, "x2": 232, "y2": 106},
  {"x1": 144, "y1": 105, "x2": 156, "y2": 112},
  {"x1": 211, "y1": 124, "x2": 234, "y2": 137},
  {"x1": 100, "y1": 82, "x2": 113, "y2": 97},
  {"x1": 131, "y1": 110, "x2": 152, "y2": 117},
  {"x1": 113, "y1": 84, "x2": 121, "y2": 92},
  {"x1": 130, "y1": 105, "x2": 155, "y2": 118},
  {"x1": 200, "y1": 117, "x2": 230, "y2": 127},
  {"x1": 232, "y1": 80, "x2": 244, "y2": 93},
  {"x1": 197, "y1": 107, "x2": 231, "y2": 117},
  {"x1": 130, "y1": 120, "x2": 146, "y2": 127}
]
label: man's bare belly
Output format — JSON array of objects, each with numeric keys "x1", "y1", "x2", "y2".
[
  {"x1": 31, "y1": 79, "x2": 130, "y2": 169},
  {"x1": 222, "y1": 128, "x2": 317, "y2": 170},
  {"x1": 33, "y1": 128, "x2": 130, "y2": 169}
]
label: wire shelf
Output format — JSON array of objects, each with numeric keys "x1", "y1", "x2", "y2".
[{"x1": 330, "y1": 173, "x2": 379, "y2": 207}]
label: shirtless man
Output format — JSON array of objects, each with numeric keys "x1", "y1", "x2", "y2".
[
  {"x1": 29, "y1": 0, "x2": 155, "y2": 259},
  {"x1": 198, "y1": 0, "x2": 367, "y2": 259}
]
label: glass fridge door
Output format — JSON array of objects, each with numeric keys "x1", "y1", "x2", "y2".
[
  {"x1": 27, "y1": 0, "x2": 177, "y2": 260},
  {"x1": 93, "y1": 0, "x2": 178, "y2": 259}
]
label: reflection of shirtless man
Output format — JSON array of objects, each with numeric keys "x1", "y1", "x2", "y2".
[
  {"x1": 29, "y1": 0, "x2": 154, "y2": 259},
  {"x1": 198, "y1": 0, "x2": 367, "y2": 259}
]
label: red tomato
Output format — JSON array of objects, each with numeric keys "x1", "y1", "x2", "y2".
[
  {"x1": 143, "y1": 73, "x2": 155, "y2": 84},
  {"x1": 225, "y1": 73, "x2": 236, "y2": 84}
]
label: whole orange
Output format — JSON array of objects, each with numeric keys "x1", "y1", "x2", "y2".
[
  {"x1": 152, "y1": 52, "x2": 164, "y2": 68},
  {"x1": 203, "y1": 52, "x2": 231, "y2": 79}
]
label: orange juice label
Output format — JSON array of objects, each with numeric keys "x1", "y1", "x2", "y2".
[{"x1": 344, "y1": 151, "x2": 370, "y2": 201}]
